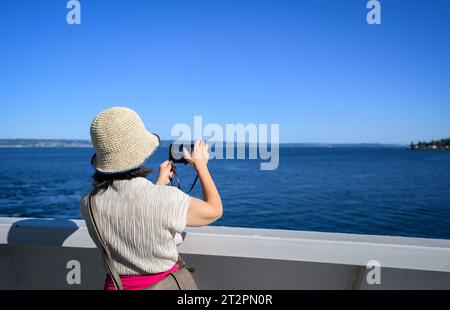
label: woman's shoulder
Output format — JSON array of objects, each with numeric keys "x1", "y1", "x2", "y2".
[
  {"x1": 117, "y1": 177, "x2": 185, "y2": 201},
  {"x1": 149, "y1": 183, "x2": 191, "y2": 208},
  {"x1": 110, "y1": 177, "x2": 153, "y2": 193},
  {"x1": 127, "y1": 176, "x2": 155, "y2": 188},
  {"x1": 151, "y1": 183, "x2": 186, "y2": 196}
]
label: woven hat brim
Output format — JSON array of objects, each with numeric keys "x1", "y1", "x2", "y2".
[{"x1": 92, "y1": 131, "x2": 160, "y2": 174}]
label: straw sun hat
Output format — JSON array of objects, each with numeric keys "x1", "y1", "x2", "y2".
[{"x1": 90, "y1": 107, "x2": 160, "y2": 174}]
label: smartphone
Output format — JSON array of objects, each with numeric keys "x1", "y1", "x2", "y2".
[{"x1": 169, "y1": 143, "x2": 194, "y2": 164}]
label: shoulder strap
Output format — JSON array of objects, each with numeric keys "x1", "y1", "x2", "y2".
[{"x1": 87, "y1": 194, "x2": 124, "y2": 290}]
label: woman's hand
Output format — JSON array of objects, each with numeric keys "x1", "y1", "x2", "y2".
[
  {"x1": 183, "y1": 140, "x2": 210, "y2": 170},
  {"x1": 155, "y1": 160, "x2": 175, "y2": 185}
]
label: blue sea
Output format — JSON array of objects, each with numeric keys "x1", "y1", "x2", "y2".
[{"x1": 1, "y1": 146, "x2": 450, "y2": 239}]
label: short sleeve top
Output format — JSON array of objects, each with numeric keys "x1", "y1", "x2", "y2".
[{"x1": 80, "y1": 177, "x2": 191, "y2": 275}]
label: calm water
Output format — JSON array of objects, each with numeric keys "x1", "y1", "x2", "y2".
[{"x1": 1, "y1": 146, "x2": 450, "y2": 239}]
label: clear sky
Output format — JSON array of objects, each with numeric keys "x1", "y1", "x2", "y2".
[{"x1": 0, "y1": 0, "x2": 449, "y2": 144}]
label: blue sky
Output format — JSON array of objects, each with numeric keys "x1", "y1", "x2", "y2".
[{"x1": 0, "y1": 0, "x2": 449, "y2": 144}]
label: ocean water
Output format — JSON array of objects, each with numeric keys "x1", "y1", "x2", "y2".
[{"x1": 1, "y1": 146, "x2": 450, "y2": 239}]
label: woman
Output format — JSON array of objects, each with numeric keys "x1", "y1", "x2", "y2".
[{"x1": 80, "y1": 107, "x2": 222, "y2": 290}]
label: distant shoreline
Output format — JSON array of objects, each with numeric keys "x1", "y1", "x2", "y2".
[
  {"x1": 0, "y1": 145, "x2": 93, "y2": 148},
  {"x1": 0, "y1": 139, "x2": 405, "y2": 148},
  {"x1": 408, "y1": 138, "x2": 450, "y2": 151},
  {"x1": 0, "y1": 139, "x2": 92, "y2": 148}
]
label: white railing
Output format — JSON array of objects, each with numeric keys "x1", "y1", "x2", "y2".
[{"x1": 1, "y1": 217, "x2": 450, "y2": 289}]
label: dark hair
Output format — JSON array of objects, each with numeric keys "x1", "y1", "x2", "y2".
[{"x1": 91, "y1": 166, "x2": 153, "y2": 195}]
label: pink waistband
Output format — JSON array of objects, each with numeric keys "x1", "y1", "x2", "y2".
[{"x1": 104, "y1": 263, "x2": 179, "y2": 290}]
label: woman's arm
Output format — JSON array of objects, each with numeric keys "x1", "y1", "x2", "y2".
[{"x1": 184, "y1": 140, "x2": 223, "y2": 227}]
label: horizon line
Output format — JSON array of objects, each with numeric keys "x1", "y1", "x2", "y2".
[{"x1": 0, "y1": 138, "x2": 408, "y2": 146}]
